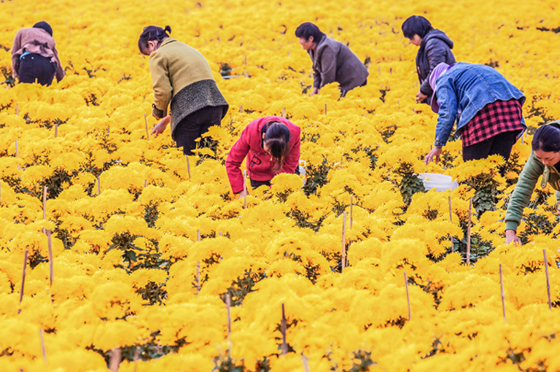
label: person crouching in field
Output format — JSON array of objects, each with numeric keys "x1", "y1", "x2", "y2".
[
  {"x1": 226, "y1": 117, "x2": 301, "y2": 198},
  {"x1": 139, "y1": 25, "x2": 229, "y2": 156},
  {"x1": 424, "y1": 62, "x2": 526, "y2": 177},
  {"x1": 295, "y1": 22, "x2": 369, "y2": 97},
  {"x1": 11, "y1": 21, "x2": 65, "y2": 86},
  {"x1": 401, "y1": 15, "x2": 456, "y2": 105},
  {"x1": 505, "y1": 123, "x2": 560, "y2": 245}
]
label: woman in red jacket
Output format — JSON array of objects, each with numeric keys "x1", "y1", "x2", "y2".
[{"x1": 226, "y1": 116, "x2": 301, "y2": 197}]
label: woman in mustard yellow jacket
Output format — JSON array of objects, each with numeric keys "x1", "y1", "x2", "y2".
[{"x1": 138, "y1": 25, "x2": 229, "y2": 155}]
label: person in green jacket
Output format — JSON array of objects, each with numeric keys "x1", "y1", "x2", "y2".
[
  {"x1": 505, "y1": 121, "x2": 560, "y2": 244},
  {"x1": 138, "y1": 25, "x2": 229, "y2": 155}
]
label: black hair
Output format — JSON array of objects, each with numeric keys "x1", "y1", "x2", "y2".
[
  {"x1": 264, "y1": 121, "x2": 291, "y2": 172},
  {"x1": 295, "y1": 22, "x2": 325, "y2": 43},
  {"x1": 532, "y1": 125, "x2": 560, "y2": 153},
  {"x1": 138, "y1": 25, "x2": 172, "y2": 54},
  {"x1": 33, "y1": 21, "x2": 53, "y2": 37},
  {"x1": 401, "y1": 15, "x2": 434, "y2": 39}
]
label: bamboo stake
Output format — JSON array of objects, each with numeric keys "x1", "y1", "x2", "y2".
[
  {"x1": 54, "y1": 124, "x2": 58, "y2": 138},
  {"x1": 448, "y1": 196, "x2": 454, "y2": 253},
  {"x1": 18, "y1": 249, "x2": 29, "y2": 314},
  {"x1": 404, "y1": 271, "x2": 411, "y2": 321},
  {"x1": 226, "y1": 293, "x2": 232, "y2": 356},
  {"x1": 15, "y1": 140, "x2": 21, "y2": 171},
  {"x1": 281, "y1": 303, "x2": 288, "y2": 355},
  {"x1": 282, "y1": 107, "x2": 286, "y2": 118},
  {"x1": 107, "y1": 126, "x2": 110, "y2": 134},
  {"x1": 43, "y1": 187, "x2": 47, "y2": 220},
  {"x1": 243, "y1": 170, "x2": 247, "y2": 209},
  {"x1": 378, "y1": 66, "x2": 381, "y2": 77},
  {"x1": 133, "y1": 346, "x2": 140, "y2": 372},
  {"x1": 500, "y1": 264, "x2": 506, "y2": 323},
  {"x1": 218, "y1": 232, "x2": 222, "y2": 237},
  {"x1": 40, "y1": 329, "x2": 47, "y2": 365},
  {"x1": 544, "y1": 250, "x2": 552, "y2": 310},
  {"x1": 186, "y1": 155, "x2": 191, "y2": 179},
  {"x1": 46, "y1": 229, "x2": 53, "y2": 286},
  {"x1": 16, "y1": 103, "x2": 19, "y2": 116},
  {"x1": 466, "y1": 198, "x2": 472, "y2": 265},
  {"x1": 144, "y1": 113, "x2": 150, "y2": 141},
  {"x1": 302, "y1": 355, "x2": 310, "y2": 372},
  {"x1": 239, "y1": 104, "x2": 243, "y2": 113},
  {"x1": 96, "y1": 175, "x2": 101, "y2": 196},
  {"x1": 196, "y1": 262, "x2": 200, "y2": 295},
  {"x1": 197, "y1": 230, "x2": 201, "y2": 241},
  {"x1": 324, "y1": 103, "x2": 327, "y2": 116},
  {"x1": 109, "y1": 347, "x2": 121, "y2": 372},
  {"x1": 144, "y1": 179, "x2": 147, "y2": 188},
  {"x1": 349, "y1": 195, "x2": 353, "y2": 229},
  {"x1": 341, "y1": 212, "x2": 347, "y2": 272}
]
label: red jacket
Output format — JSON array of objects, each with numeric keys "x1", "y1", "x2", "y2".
[{"x1": 226, "y1": 116, "x2": 301, "y2": 194}]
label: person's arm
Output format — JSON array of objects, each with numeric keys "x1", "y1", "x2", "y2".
[
  {"x1": 225, "y1": 128, "x2": 251, "y2": 194},
  {"x1": 149, "y1": 52, "x2": 173, "y2": 119},
  {"x1": 419, "y1": 39, "x2": 449, "y2": 97},
  {"x1": 311, "y1": 51, "x2": 322, "y2": 92},
  {"x1": 432, "y1": 82, "x2": 458, "y2": 148},
  {"x1": 280, "y1": 128, "x2": 301, "y2": 174},
  {"x1": 11, "y1": 30, "x2": 22, "y2": 80},
  {"x1": 151, "y1": 115, "x2": 171, "y2": 138},
  {"x1": 52, "y1": 44, "x2": 65, "y2": 82},
  {"x1": 504, "y1": 154, "x2": 544, "y2": 239},
  {"x1": 319, "y1": 46, "x2": 337, "y2": 87}
]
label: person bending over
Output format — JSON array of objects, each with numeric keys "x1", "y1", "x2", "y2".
[
  {"x1": 226, "y1": 117, "x2": 301, "y2": 198},
  {"x1": 139, "y1": 25, "x2": 229, "y2": 155},
  {"x1": 295, "y1": 22, "x2": 369, "y2": 97}
]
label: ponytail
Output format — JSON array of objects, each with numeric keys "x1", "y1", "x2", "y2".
[
  {"x1": 264, "y1": 122, "x2": 291, "y2": 172},
  {"x1": 532, "y1": 125, "x2": 560, "y2": 153},
  {"x1": 138, "y1": 25, "x2": 172, "y2": 54}
]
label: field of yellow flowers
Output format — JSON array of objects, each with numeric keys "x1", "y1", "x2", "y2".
[{"x1": 1, "y1": 0, "x2": 560, "y2": 371}]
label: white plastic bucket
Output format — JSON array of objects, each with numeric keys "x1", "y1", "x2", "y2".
[{"x1": 418, "y1": 173, "x2": 458, "y2": 192}]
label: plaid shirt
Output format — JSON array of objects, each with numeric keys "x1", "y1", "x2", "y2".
[{"x1": 460, "y1": 99, "x2": 525, "y2": 147}]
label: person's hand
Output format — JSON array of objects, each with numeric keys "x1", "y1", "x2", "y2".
[
  {"x1": 424, "y1": 146, "x2": 443, "y2": 165},
  {"x1": 309, "y1": 87, "x2": 319, "y2": 97},
  {"x1": 151, "y1": 118, "x2": 168, "y2": 138},
  {"x1": 505, "y1": 229, "x2": 522, "y2": 245},
  {"x1": 416, "y1": 90, "x2": 428, "y2": 103},
  {"x1": 236, "y1": 189, "x2": 249, "y2": 199}
]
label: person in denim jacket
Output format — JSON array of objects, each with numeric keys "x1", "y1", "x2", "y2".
[{"x1": 424, "y1": 62, "x2": 526, "y2": 176}]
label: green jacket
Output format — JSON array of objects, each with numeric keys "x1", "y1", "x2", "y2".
[{"x1": 505, "y1": 121, "x2": 560, "y2": 231}]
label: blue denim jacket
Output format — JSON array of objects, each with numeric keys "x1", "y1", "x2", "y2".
[{"x1": 434, "y1": 63, "x2": 526, "y2": 147}]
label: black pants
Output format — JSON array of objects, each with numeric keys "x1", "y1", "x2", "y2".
[
  {"x1": 462, "y1": 130, "x2": 520, "y2": 176},
  {"x1": 174, "y1": 106, "x2": 224, "y2": 156},
  {"x1": 18, "y1": 54, "x2": 56, "y2": 86}
]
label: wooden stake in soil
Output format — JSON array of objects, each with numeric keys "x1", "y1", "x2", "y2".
[
  {"x1": 448, "y1": 196, "x2": 454, "y2": 253},
  {"x1": 466, "y1": 198, "x2": 472, "y2": 265},
  {"x1": 196, "y1": 262, "x2": 200, "y2": 295},
  {"x1": 109, "y1": 347, "x2": 121, "y2": 372},
  {"x1": 197, "y1": 230, "x2": 201, "y2": 241},
  {"x1": 144, "y1": 113, "x2": 150, "y2": 141},
  {"x1": 544, "y1": 250, "x2": 552, "y2": 310},
  {"x1": 282, "y1": 107, "x2": 286, "y2": 118},
  {"x1": 144, "y1": 179, "x2": 147, "y2": 188},
  {"x1": 16, "y1": 103, "x2": 19, "y2": 116},
  {"x1": 239, "y1": 104, "x2": 243, "y2": 113},
  {"x1": 18, "y1": 249, "x2": 29, "y2": 314},
  {"x1": 54, "y1": 124, "x2": 58, "y2": 138},
  {"x1": 281, "y1": 303, "x2": 288, "y2": 355},
  {"x1": 341, "y1": 212, "x2": 347, "y2": 272},
  {"x1": 404, "y1": 271, "x2": 411, "y2": 321},
  {"x1": 43, "y1": 187, "x2": 47, "y2": 220},
  {"x1": 133, "y1": 346, "x2": 140, "y2": 372},
  {"x1": 349, "y1": 195, "x2": 354, "y2": 229},
  {"x1": 243, "y1": 170, "x2": 247, "y2": 209},
  {"x1": 324, "y1": 103, "x2": 327, "y2": 116},
  {"x1": 97, "y1": 175, "x2": 101, "y2": 196},
  {"x1": 186, "y1": 155, "x2": 191, "y2": 179},
  {"x1": 226, "y1": 293, "x2": 232, "y2": 355},
  {"x1": 46, "y1": 229, "x2": 54, "y2": 286},
  {"x1": 15, "y1": 140, "x2": 21, "y2": 171},
  {"x1": 500, "y1": 264, "x2": 507, "y2": 323},
  {"x1": 40, "y1": 328, "x2": 47, "y2": 365},
  {"x1": 302, "y1": 355, "x2": 310, "y2": 372}
]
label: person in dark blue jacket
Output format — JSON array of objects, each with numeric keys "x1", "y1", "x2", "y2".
[
  {"x1": 424, "y1": 63, "x2": 526, "y2": 176},
  {"x1": 402, "y1": 16, "x2": 456, "y2": 104}
]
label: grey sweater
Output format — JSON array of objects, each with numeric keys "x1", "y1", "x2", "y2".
[{"x1": 308, "y1": 36, "x2": 369, "y2": 92}]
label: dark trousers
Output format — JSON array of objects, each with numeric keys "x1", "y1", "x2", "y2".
[
  {"x1": 18, "y1": 54, "x2": 56, "y2": 86},
  {"x1": 174, "y1": 106, "x2": 224, "y2": 156},
  {"x1": 462, "y1": 130, "x2": 519, "y2": 176}
]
